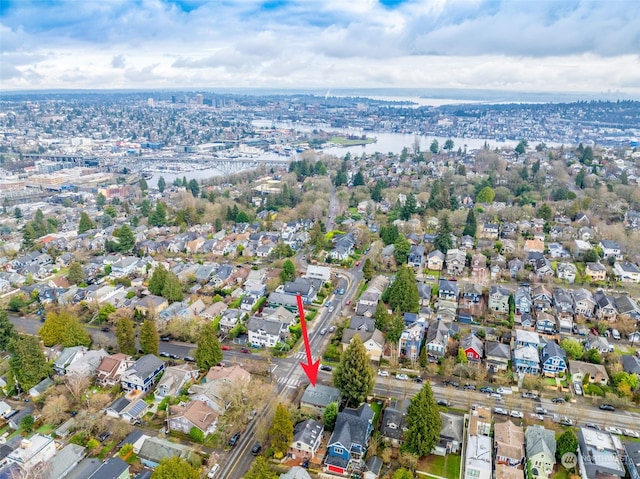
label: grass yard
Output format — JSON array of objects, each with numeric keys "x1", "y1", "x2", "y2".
[
  {"x1": 418, "y1": 454, "x2": 462, "y2": 479},
  {"x1": 370, "y1": 400, "x2": 383, "y2": 424},
  {"x1": 36, "y1": 424, "x2": 56, "y2": 434}
]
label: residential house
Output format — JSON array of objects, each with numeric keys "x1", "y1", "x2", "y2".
[
  {"x1": 305, "y1": 265, "x2": 332, "y2": 282},
  {"x1": 577, "y1": 427, "x2": 626, "y2": 479},
  {"x1": 616, "y1": 295, "x2": 640, "y2": 320},
  {"x1": 470, "y1": 254, "x2": 488, "y2": 281},
  {"x1": 508, "y1": 258, "x2": 524, "y2": 278},
  {"x1": 541, "y1": 341, "x2": 567, "y2": 377},
  {"x1": 436, "y1": 412, "x2": 464, "y2": 455},
  {"x1": 514, "y1": 329, "x2": 540, "y2": 349},
  {"x1": 460, "y1": 334, "x2": 483, "y2": 362},
  {"x1": 585, "y1": 334, "x2": 613, "y2": 354},
  {"x1": 485, "y1": 341, "x2": 510, "y2": 372},
  {"x1": 548, "y1": 243, "x2": 570, "y2": 259},
  {"x1": 621, "y1": 355, "x2": 640, "y2": 376},
  {"x1": 399, "y1": 319, "x2": 427, "y2": 363},
  {"x1": 168, "y1": 400, "x2": 218, "y2": 436},
  {"x1": 380, "y1": 399, "x2": 410, "y2": 447},
  {"x1": 8, "y1": 405, "x2": 34, "y2": 430},
  {"x1": 514, "y1": 287, "x2": 531, "y2": 316},
  {"x1": 300, "y1": 384, "x2": 341, "y2": 418},
  {"x1": 355, "y1": 276, "x2": 389, "y2": 317},
  {"x1": 625, "y1": 441, "x2": 640, "y2": 479},
  {"x1": 407, "y1": 245, "x2": 424, "y2": 269},
  {"x1": 330, "y1": 233, "x2": 356, "y2": 261},
  {"x1": 494, "y1": 420, "x2": 524, "y2": 467},
  {"x1": 425, "y1": 320, "x2": 449, "y2": 360},
  {"x1": 133, "y1": 295, "x2": 168, "y2": 317},
  {"x1": 531, "y1": 285, "x2": 553, "y2": 312},
  {"x1": 568, "y1": 360, "x2": 610, "y2": 386},
  {"x1": 88, "y1": 457, "x2": 130, "y2": 479},
  {"x1": 534, "y1": 257, "x2": 554, "y2": 279},
  {"x1": 246, "y1": 316, "x2": 291, "y2": 348},
  {"x1": 289, "y1": 419, "x2": 324, "y2": 462},
  {"x1": 120, "y1": 354, "x2": 165, "y2": 393},
  {"x1": 585, "y1": 262, "x2": 607, "y2": 282},
  {"x1": 524, "y1": 238, "x2": 545, "y2": 253},
  {"x1": 155, "y1": 364, "x2": 199, "y2": 403},
  {"x1": 46, "y1": 443, "x2": 86, "y2": 479},
  {"x1": 111, "y1": 257, "x2": 139, "y2": 278},
  {"x1": 594, "y1": 290, "x2": 618, "y2": 321},
  {"x1": 464, "y1": 406, "x2": 492, "y2": 479},
  {"x1": 572, "y1": 288, "x2": 596, "y2": 318},
  {"x1": 556, "y1": 262, "x2": 577, "y2": 283},
  {"x1": 438, "y1": 278, "x2": 459, "y2": 301},
  {"x1": 481, "y1": 223, "x2": 499, "y2": 239},
  {"x1": 600, "y1": 240, "x2": 623, "y2": 261},
  {"x1": 461, "y1": 283, "x2": 483, "y2": 310},
  {"x1": 29, "y1": 378, "x2": 53, "y2": 398},
  {"x1": 445, "y1": 249, "x2": 465, "y2": 276},
  {"x1": 525, "y1": 426, "x2": 556, "y2": 479},
  {"x1": 6, "y1": 434, "x2": 56, "y2": 472},
  {"x1": 137, "y1": 437, "x2": 196, "y2": 469},
  {"x1": 613, "y1": 262, "x2": 640, "y2": 283},
  {"x1": 489, "y1": 286, "x2": 511, "y2": 314},
  {"x1": 426, "y1": 250, "x2": 445, "y2": 271},
  {"x1": 218, "y1": 308, "x2": 242, "y2": 333},
  {"x1": 324, "y1": 404, "x2": 375, "y2": 477},
  {"x1": 342, "y1": 329, "x2": 385, "y2": 363},
  {"x1": 189, "y1": 365, "x2": 251, "y2": 414},
  {"x1": 535, "y1": 312, "x2": 556, "y2": 334},
  {"x1": 513, "y1": 346, "x2": 540, "y2": 375},
  {"x1": 284, "y1": 278, "x2": 317, "y2": 304}
]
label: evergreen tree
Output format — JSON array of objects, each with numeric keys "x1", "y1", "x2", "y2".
[
  {"x1": 352, "y1": 171, "x2": 365, "y2": 186},
  {"x1": 114, "y1": 224, "x2": 136, "y2": 253},
  {"x1": 575, "y1": 169, "x2": 586, "y2": 189},
  {"x1": 139, "y1": 178, "x2": 148, "y2": 191},
  {"x1": 139, "y1": 319, "x2": 159, "y2": 355},
  {"x1": 78, "y1": 212, "x2": 95, "y2": 234},
  {"x1": 323, "y1": 402, "x2": 338, "y2": 431},
  {"x1": 66, "y1": 261, "x2": 86, "y2": 285},
  {"x1": 245, "y1": 457, "x2": 278, "y2": 479},
  {"x1": 0, "y1": 310, "x2": 16, "y2": 351},
  {"x1": 280, "y1": 259, "x2": 296, "y2": 283},
  {"x1": 386, "y1": 312, "x2": 406, "y2": 344},
  {"x1": 188, "y1": 179, "x2": 200, "y2": 197},
  {"x1": 195, "y1": 322, "x2": 223, "y2": 370},
  {"x1": 556, "y1": 430, "x2": 578, "y2": 464},
  {"x1": 116, "y1": 316, "x2": 137, "y2": 355},
  {"x1": 402, "y1": 382, "x2": 441, "y2": 456},
  {"x1": 140, "y1": 199, "x2": 152, "y2": 217},
  {"x1": 374, "y1": 301, "x2": 390, "y2": 332},
  {"x1": 162, "y1": 272, "x2": 184, "y2": 302},
  {"x1": 9, "y1": 334, "x2": 51, "y2": 392},
  {"x1": 333, "y1": 335, "x2": 375, "y2": 407},
  {"x1": 394, "y1": 235, "x2": 411, "y2": 264},
  {"x1": 380, "y1": 224, "x2": 399, "y2": 245},
  {"x1": 462, "y1": 208, "x2": 477, "y2": 238},
  {"x1": 269, "y1": 403, "x2": 294, "y2": 455},
  {"x1": 149, "y1": 202, "x2": 167, "y2": 226},
  {"x1": 310, "y1": 222, "x2": 326, "y2": 252},
  {"x1": 443, "y1": 138, "x2": 454, "y2": 153},
  {"x1": 430, "y1": 139, "x2": 439, "y2": 154},
  {"x1": 157, "y1": 176, "x2": 166, "y2": 193},
  {"x1": 39, "y1": 310, "x2": 91, "y2": 347},
  {"x1": 433, "y1": 214, "x2": 453, "y2": 253},
  {"x1": 150, "y1": 457, "x2": 199, "y2": 479},
  {"x1": 387, "y1": 266, "x2": 419, "y2": 313},
  {"x1": 96, "y1": 192, "x2": 107, "y2": 208},
  {"x1": 148, "y1": 265, "x2": 168, "y2": 296},
  {"x1": 362, "y1": 258, "x2": 374, "y2": 281},
  {"x1": 401, "y1": 193, "x2": 417, "y2": 220}
]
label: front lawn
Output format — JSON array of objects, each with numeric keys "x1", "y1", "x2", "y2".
[{"x1": 417, "y1": 454, "x2": 462, "y2": 479}]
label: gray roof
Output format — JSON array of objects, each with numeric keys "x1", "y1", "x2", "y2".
[
  {"x1": 621, "y1": 355, "x2": 640, "y2": 375},
  {"x1": 381, "y1": 399, "x2": 410, "y2": 440},
  {"x1": 525, "y1": 425, "x2": 556, "y2": 460},
  {"x1": 89, "y1": 457, "x2": 129, "y2": 479},
  {"x1": 293, "y1": 419, "x2": 323, "y2": 447},
  {"x1": 138, "y1": 437, "x2": 193, "y2": 465},
  {"x1": 439, "y1": 412, "x2": 464, "y2": 442},
  {"x1": 329, "y1": 403, "x2": 374, "y2": 450},
  {"x1": 246, "y1": 316, "x2": 287, "y2": 336},
  {"x1": 128, "y1": 354, "x2": 164, "y2": 380},
  {"x1": 301, "y1": 384, "x2": 340, "y2": 409},
  {"x1": 46, "y1": 444, "x2": 86, "y2": 479},
  {"x1": 279, "y1": 467, "x2": 313, "y2": 479},
  {"x1": 542, "y1": 340, "x2": 566, "y2": 362}
]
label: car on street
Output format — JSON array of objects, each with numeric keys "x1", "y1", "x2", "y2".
[
  {"x1": 101, "y1": 327, "x2": 110, "y2": 332},
  {"x1": 320, "y1": 365, "x2": 333, "y2": 372},
  {"x1": 221, "y1": 345, "x2": 231, "y2": 350},
  {"x1": 328, "y1": 326, "x2": 335, "y2": 333},
  {"x1": 346, "y1": 300, "x2": 351, "y2": 305},
  {"x1": 413, "y1": 377, "x2": 423, "y2": 383},
  {"x1": 437, "y1": 399, "x2": 450, "y2": 407},
  {"x1": 463, "y1": 384, "x2": 476, "y2": 390},
  {"x1": 605, "y1": 426, "x2": 623, "y2": 435},
  {"x1": 339, "y1": 288, "x2": 345, "y2": 295},
  {"x1": 207, "y1": 464, "x2": 220, "y2": 478},
  {"x1": 532, "y1": 414, "x2": 545, "y2": 421},
  {"x1": 443, "y1": 380, "x2": 459, "y2": 388},
  {"x1": 160, "y1": 352, "x2": 170, "y2": 358},
  {"x1": 396, "y1": 374, "x2": 409, "y2": 381},
  {"x1": 98, "y1": 432, "x2": 111, "y2": 442},
  {"x1": 251, "y1": 443, "x2": 262, "y2": 455},
  {"x1": 535, "y1": 406, "x2": 548, "y2": 415},
  {"x1": 624, "y1": 429, "x2": 640, "y2": 438},
  {"x1": 599, "y1": 404, "x2": 615, "y2": 411},
  {"x1": 320, "y1": 328, "x2": 327, "y2": 335},
  {"x1": 240, "y1": 347, "x2": 251, "y2": 353},
  {"x1": 559, "y1": 416, "x2": 573, "y2": 426},
  {"x1": 584, "y1": 423, "x2": 600, "y2": 430},
  {"x1": 488, "y1": 393, "x2": 503, "y2": 401},
  {"x1": 183, "y1": 356, "x2": 195, "y2": 362},
  {"x1": 551, "y1": 397, "x2": 566, "y2": 404},
  {"x1": 497, "y1": 387, "x2": 512, "y2": 395},
  {"x1": 355, "y1": 261, "x2": 361, "y2": 267},
  {"x1": 160, "y1": 336, "x2": 171, "y2": 342},
  {"x1": 378, "y1": 370, "x2": 389, "y2": 377},
  {"x1": 522, "y1": 391, "x2": 538, "y2": 399},
  {"x1": 169, "y1": 354, "x2": 179, "y2": 359},
  {"x1": 479, "y1": 387, "x2": 493, "y2": 393},
  {"x1": 228, "y1": 432, "x2": 241, "y2": 446},
  {"x1": 510, "y1": 410, "x2": 524, "y2": 419},
  {"x1": 494, "y1": 408, "x2": 508, "y2": 416},
  {"x1": 328, "y1": 307, "x2": 334, "y2": 313}
]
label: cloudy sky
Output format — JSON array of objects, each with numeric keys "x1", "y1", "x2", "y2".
[{"x1": 1, "y1": 0, "x2": 639, "y2": 95}]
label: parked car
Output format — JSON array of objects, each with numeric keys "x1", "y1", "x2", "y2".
[
  {"x1": 510, "y1": 410, "x2": 524, "y2": 419},
  {"x1": 355, "y1": 261, "x2": 361, "y2": 267},
  {"x1": 559, "y1": 416, "x2": 573, "y2": 426},
  {"x1": 488, "y1": 393, "x2": 503, "y2": 401},
  {"x1": 480, "y1": 386, "x2": 493, "y2": 393},
  {"x1": 584, "y1": 423, "x2": 600, "y2": 430},
  {"x1": 221, "y1": 345, "x2": 231, "y2": 351},
  {"x1": 535, "y1": 406, "x2": 548, "y2": 415},
  {"x1": 522, "y1": 391, "x2": 538, "y2": 399},
  {"x1": 160, "y1": 336, "x2": 171, "y2": 342},
  {"x1": 98, "y1": 432, "x2": 111, "y2": 442},
  {"x1": 377, "y1": 370, "x2": 389, "y2": 377},
  {"x1": 101, "y1": 327, "x2": 110, "y2": 332},
  {"x1": 605, "y1": 426, "x2": 623, "y2": 435},
  {"x1": 228, "y1": 432, "x2": 241, "y2": 446},
  {"x1": 551, "y1": 397, "x2": 566, "y2": 404},
  {"x1": 396, "y1": 374, "x2": 409, "y2": 381},
  {"x1": 624, "y1": 429, "x2": 640, "y2": 438},
  {"x1": 497, "y1": 387, "x2": 512, "y2": 395},
  {"x1": 183, "y1": 356, "x2": 195, "y2": 362},
  {"x1": 328, "y1": 307, "x2": 334, "y2": 313},
  {"x1": 494, "y1": 408, "x2": 508, "y2": 416},
  {"x1": 251, "y1": 443, "x2": 262, "y2": 455},
  {"x1": 328, "y1": 326, "x2": 335, "y2": 333},
  {"x1": 160, "y1": 352, "x2": 170, "y2": 358},
  {"x1": 320, "y1": 328, "x2": 327, "y2": 335},
  {"x1": 413, "y1": 377, "x2": 424, "y2": 383},
  {"x1": 463, "y1": 384, "x2": 476, "y2": 391},
  {"x1": 207, "y1": 464, "x2": 220, "y2": 478},
  {"x1": 240, "y1": 347, "x2": 251, "y2": 353},
  {"x1": 437, "y1": 399, "x2": 450, "y2": 407},
  {"x1": 531, "y1": 414, "x2": 545, "y2": 421},
  {"x1": 599, "y1": 404, "x2": 615, "y2": 411},
  {"x1": 573, "y1": 382, "x2": 583, "y2": 395},
  {"x1": 320, "y1": 365, "x2": 333, "y2": 372}
]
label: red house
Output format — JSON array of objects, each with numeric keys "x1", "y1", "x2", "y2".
[{"x1": 460, "y1": 334, "x2": 483, "y2": 362}]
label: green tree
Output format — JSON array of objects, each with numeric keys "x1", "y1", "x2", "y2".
[
  {"x1": 280, "y1": 259, "x2": 296, "y2": 283},
  {"x1": 66, "y1": 261, "x2": 86, "y2": 285},
  {"x1": 560, "y1": 338, "x2": 584, "y2": 360},
  {"x1": 189, "y1": 427, "x2": 205, "y2": 443},
  {"x1": 149, "y1": 202, "x2": 167, "y2": 226},
  {"x1": 393, "y1": 469, "x2": 413, "y2": 479},
  {"x1": 157, "y1": 176, "x2": 166, "y2": 193},
  {"x1": 457, "y1": 348, "x2": 469, "y2": 364},
  {"x1": 374, "y1": 301, "x2": 390, "y2": 332},
  {"x1": 463, "y1": 208, "x2": 477, "y2": 237},
  {"x1": 401, "y1": 193, "x2": 417, "y2": 220},
  {"x1": 9, "y1": 334, "x2": 51, "y2": 392},
  {"x1": 402, "y1": 381, "x2": 441, "y2": 457},
  {"x1": 433, "y1": 214, "x2": 453, "y2": 254},
  {"x1": 394, "y1": 235, "x2": 411, "y2": 264},
  {"x1": 78, "y1": 212, "x2": 95, "y2": 234},
  {"x1": 323, "y1": 402, "x2": 338, "y2": 431},
  {"x1": 443, "y1": 138, "x2": 454, "y2": 153},
  {"x1": 476, "y1": 186, "x2": 496, "y2": 203},
  {"x1": 162, "y1": 272, "x2": 184, "y2": 302},
  {"x1": 139, "y1": 178, "x2": 148, "y2": 192},
  {"x1": 556, "y1": 430, "x2": 578, "y2": 464},
  {"x1": 96, "y1": 192, "x2": 107, "y2": 208},
  {"x1": 195, "y1": 321, "x2": 223, "y2": 370},
  {"x1": 0, "y1": 310, "x2": 16, "y2": 351},
  {"x1": 430, "y1": 139, "x2": 439, "y2": 154},
  {"x1": 14, "y1": 207, "x2": 23, "y2": 219},
  {"x1": 269, "y1": 403, "x2": 294, "y2": 455},
  {"x1": 139, "y1": 319, "x2": 159, "y2": 355},
  {"x1": 387, "y1": 266, "x2": 419, "y2": 313},
  {"x1": 362, "y1": 258, "x2": 374, "y2": 281},
  {"x1": 352, "y1": 171, "x2": 365, "y2": 186},
  {"x1": 113, "y1": 224, "x2": 136, "y2": 253},
  {"x1": 140, "y1": 199, "x2": 152, "y2": 217},
  {"x1": 537, "y1": 204, "x2": 553, "y2": 221},
  {"x1": 20, "y1": 415, "x2": 35, "y2": 433},
  {"x1": 387, "y1": 312, "x2": 406, "y2": 344},
  {"x1": 245, "y1": 457, "x2": 278, "y2": 479},
  {"x1": 188, "y1": 179, "x2": 200, "y2": 197},
  {"x1": 333, "y1": 335, "x2": 375, "y2": 407},
  {"x1": 150, "y1": 456, "x2": 199, "y2": 479},
  {"x1": 148, "y1": 265, "x2": 168, "y2": 296},
  {"x1": 515, "y1": 140, "x2": 528, "y2": 157},
  {"x1": 235, "y1": 210, "x2": 249, "y2": 223},
  {"x1": 575, "y1": 169, "x2": 586, "y2": 189},
  {"x1": 39, "y1": 310, "x2": 91, "y2": 347},
  {"x1": 116, "y1": 316, "x2": 137, "y2": 355},
  {"x1": 104, "y1": 205, "x2": 118, "y2": 218},
  {"x1": 8, "y1": 293, "x2": 27, "y2": 312},
  {"x1": 583, "y1": 348, "x2": 601, "y2": 364},
  {"x1": 380, "y1": 224, "x2": 399, "y2": 245},
  {"x1": 98, "y1": 304, "x2": 116, "y2": 324}
]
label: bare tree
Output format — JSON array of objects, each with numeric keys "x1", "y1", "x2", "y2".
[
  {"x1": 42, "y1": 395, "x2": 70, "y2": 425},
  {"x1": 64, "y1": 374, "x2": 90, "y2": 403}
]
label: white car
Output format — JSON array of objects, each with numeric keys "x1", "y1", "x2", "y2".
[
  {"x1": 378, "y1": 370, "x2": 389, "y2": 377},
  {"x1": 497, "y1": 387, "x2": 513, "y2": 394},
  {"x1": 396, "y1": 374, "x2": 409, "y2": 381},
  {"x1": 531, "y1": 414, "x2": 545, "y2": 421},
  {"x1": 535, "y1": 406, "x2": 548, "y2": 415},
  {"x1": 573, "y1": 382, "x2": 583, "y2": 395},
  {"x1": 494, "y1": 408, "x2": 509, "y2": 416},
  {"x1": 510, "y1": 410, "x2": 524, "y2": 419},
  {"x1": 623, "y1": 429, "x2": 640, "y2": 438},
  {"x1": 605, "y1": 426, "x2": 623, "y2": 435},
  {"x1": 207, "y1": 464, "x2": 220, "y2": 478}
]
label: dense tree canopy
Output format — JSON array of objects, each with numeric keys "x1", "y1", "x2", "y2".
[
  {"x1": 9, "y1": 334, "x2": 51, "y2": 392},
  {"x1": 39, "y1": 310, "x2": 91, "y2": 347},
  {"x1": 116, "y1": 316, "x2": 137, "y2": 355},
  {"x1": 280, "y1": 259, "x2": 296, "y2": 283},
  {"x1": 402, "y1": 381, "x2": 441, "y2": 457},
  {"x1": 139, "y1": 319, "x2": 159, "y2": 355},
  {"x1": 386, "y1": 266, "x2": 419, "y2": 313},
  {"x1": 269, "y1": 403, "x2": 294, "y2": 456},
  {"x1": 66, "y1": 261, "x2": 86, "y2": 285},
  {"x1": 157, "y1": 176, "x2": 166, "y2": 193},
  {"x1": 333, "y1": 335, "x2": 375, "y2": 407},
  {"x1": 245, "y1": 457, "x2": 278, "y2": 479},
  {"x1": 78, "y1": 212, "x2": 95, "y2": 234},
  {"x1": 195, "y1": 321, "x2": 223, "y2": 370},
  {"x1": 0, "y1": 310, "x2": 16, "y2": 351},
  {"x1": 556, "y1": 430, "x2": 578, "y2": 464},
  {"x1": 433, "y1": 214, "x2": 453, "y2": 254},
  {"x1": 150, "y1": 457, "x2": 199, "y2": 479}
]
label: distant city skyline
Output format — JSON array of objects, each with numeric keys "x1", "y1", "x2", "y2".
[{"x1": 1, "y1": 0, "x2": 639, "y2": 96}]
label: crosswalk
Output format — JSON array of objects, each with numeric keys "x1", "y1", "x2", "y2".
[
  {"x1": 276, "y1": 375, "x2": 300, "y2": 388},
  {"x1": 293, "y1": 351, "x2": 309, "y2": 360}
]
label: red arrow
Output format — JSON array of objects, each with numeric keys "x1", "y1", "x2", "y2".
[{"x1": 296, "y1": 294, "x2": 320, "y2": 386}]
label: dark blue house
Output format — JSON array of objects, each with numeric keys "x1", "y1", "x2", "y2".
[
  {"x1": 438, "y1": 278, "x2": 459, "y2": 301},
  {"x1": 324, "y1": 404, "x2": 375, "y2": 476}
]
